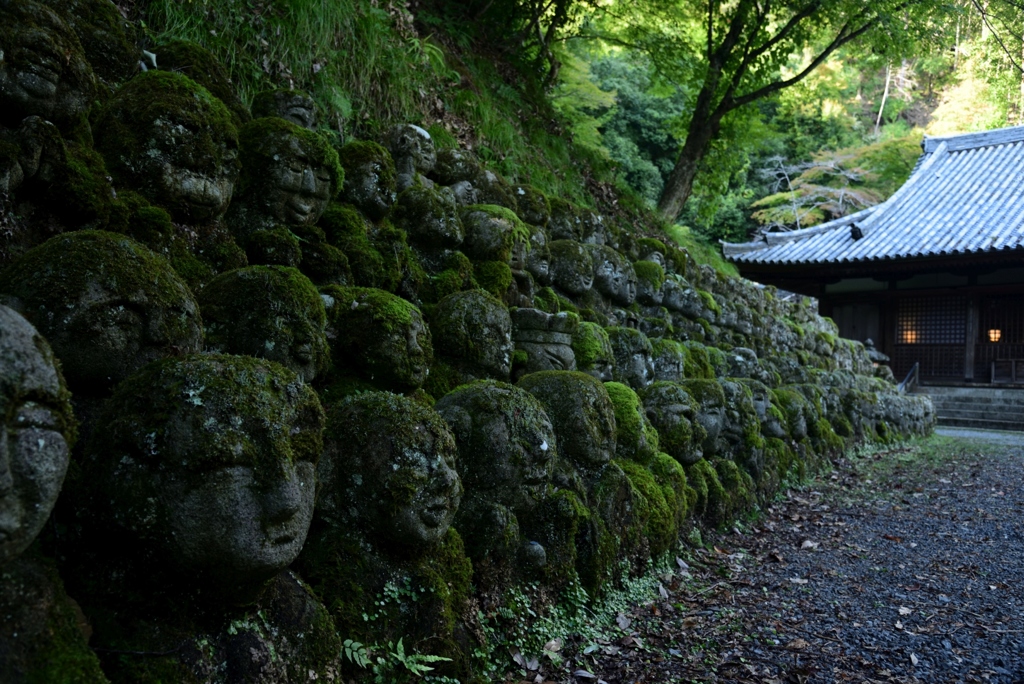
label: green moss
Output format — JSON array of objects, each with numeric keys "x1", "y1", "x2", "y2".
[
  {"x1": 697, "y1": 289, "x2": 720, "y2": 314},
  {"x1": 556, "y1": 294, "x2": 579, "y2": 314},
  {"x1": 604, "y1": 382, "x2": 658, "y2": 465},
  {"x1": 571, "y1": 321, "x2": 612, "y2": 370},
  {"x1": 199, "y1": 265, "x2": 329, "y2": 381},
  {"x1": 617, "y1": 459, "x2": 675, "y2": 559},
  {"x1": 423, "y1": 358, "x2": 464, "y2": 400},
  {"x1": 681, "y1": 341, "x2": 714, "y2": 379},
  {"x1": 94, "y1": 71, "x2": 238, "y2": 219},
  {"x1": 633, "y1": 260, "x2": 665, "y2": 290},
  {"x1": 635, "y1": 238, "x2": 667, "y2": 259},
  {"x1": 651, "y1": 452, "x2": 694, "y2": 525},
  {"x1": 680, "y1": 378, "x2": 726, "y2": 408},
  {"x1": 319, "y1": 285, "x2": 432, "y2": 393},
  {"x1": 318, "y1": 203, "x2": 398, "y2": 290},
  {"x1": 713, "y1": 458, "x2": 755, "y2": 518},
  {"x1": 460, "y1": 203, "x2": 530, "y2": 263},
  {"x1": 514, "y1": 184, "x2": 551, "y2": 226},
  {"x1": 154, "y1": 40, "x2": 250, "y2": 126},
  {"x1": 533, "y1": 287, "x2": 560, "y2": 313},
  {"x1": 474, "y1": 260, "x2": 513, "y2": 298}
]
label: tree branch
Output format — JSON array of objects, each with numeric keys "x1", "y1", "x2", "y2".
[{"x1": 970, "y1": 0, "x2": 1024, "y2": 75}]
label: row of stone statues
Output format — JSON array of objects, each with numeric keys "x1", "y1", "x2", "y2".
[{"x1": 0, "y1": 0, "x2": 935, "y2": 680}]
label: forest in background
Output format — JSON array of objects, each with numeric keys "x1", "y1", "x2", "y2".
[{"x1": 143, "y1": 0, "x2": 1024, "y2": 254}]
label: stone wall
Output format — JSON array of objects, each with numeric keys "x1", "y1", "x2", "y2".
[{"x1": 0, "y1": 1, "x2": 934, "y2": 681}]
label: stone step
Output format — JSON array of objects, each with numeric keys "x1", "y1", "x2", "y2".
[
  {"x1": 915, "y1": 385, "x2": 1024, "y2": 432},
  {"x1": 936, "y1": 408, "x2": 1023, "y2": 422},
  {"x1": 936, "y1": 416, "x2": 1024, "y2": 432}
]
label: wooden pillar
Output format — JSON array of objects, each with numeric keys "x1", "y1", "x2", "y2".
[{"x1": 965, "y1": 296, "x2": 979, "y2": 380}]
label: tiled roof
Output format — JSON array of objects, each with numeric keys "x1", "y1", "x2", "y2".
[{"x1": 724, "y1": 125, "x2": 1024, "y2": 266}]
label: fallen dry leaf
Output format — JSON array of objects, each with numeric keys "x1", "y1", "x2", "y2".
[
  {"x1": 785, "y1": 638, "x2": 810, "y2": 650},
  {"x1": 895, "y1": 620, "x2": 904, "y2": 630},
  {"x1": 882, "y1": 534, "x2": 903, "y2": 543},
  {"x1": 910, "y1": 653, "x2": 919, "y2": 666},
  {"x1": 789, "y1": 577, "x2": 809, "y2": 585},
  {"x1": 800, "y1": 539, "x2": 820, "y2": 550},
  {"x1": 898, "y1": 606, "x2": 912, "y2": 615}
]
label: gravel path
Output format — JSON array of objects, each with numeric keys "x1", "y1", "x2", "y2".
[{"x1": 574, "y1": 434, "x2": 1024, "y2": 683}]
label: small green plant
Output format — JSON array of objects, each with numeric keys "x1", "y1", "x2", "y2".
[
  {"x1": 373, "y1": 638, "x2": 451, "y2": 682},
  {"x1": 342, "y1": 639, "x2": 372, "y2": 669}
]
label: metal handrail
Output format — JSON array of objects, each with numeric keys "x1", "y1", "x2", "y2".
[{"x1": 897, "y1": 362, "x2": 920, "y2": 394}]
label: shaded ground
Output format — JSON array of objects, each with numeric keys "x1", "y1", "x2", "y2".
[{"x1": 552, "y1": 433, "x2": 1024, "y2": 684}]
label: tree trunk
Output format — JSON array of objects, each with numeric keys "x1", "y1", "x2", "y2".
[{"x1": 656, "y1": 114, "x2": 721, "y2": 221}]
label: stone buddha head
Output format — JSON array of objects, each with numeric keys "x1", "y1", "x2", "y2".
[
  {"x1": 519, "y1": 371, "x2": 617, "y2": 472},
  {"x1": 317, "y1": 392, "x2": 462, "y2": 554},
  {"x1": 0, "y1": 305, "x2": 75, "y2": 565},
  {"x1": 320, "y1": 286, "x2": 432, "y2": 393},
  {"x1": 0, "y1": 231, "x2": 203, "y2": 396},
  {"x1": 199, "y1": 266, "x2": 330, "y2": 384},
  {"x1": 84, "y1": 355, "x2": 324, "y2": 604},
  {"x1": 435, "y1": 381, "x2": 556, "y2": 516},
  {"x1": 0, "y1": 0, "x2": 95, "y2": 131},
  {"x1": 94, "y1": 71, "x2": 239, "y2": 224},
  {"x1": 232, "y1": 117, "x2": 341, "y2": 232},
  {"x1": 641, "y1": 381, "x2": 703, "y2": 466},
  {"x1": 431, "y1": 290, "x2": 513, "y2": 381}
]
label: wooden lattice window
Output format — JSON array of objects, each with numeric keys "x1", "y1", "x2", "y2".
[
  {"x1": 895, "y1": 297, "x2": 967, "y2": 345},
  {"x1": 979, "y1": 297, "x2": 1024, "y2": 344}
]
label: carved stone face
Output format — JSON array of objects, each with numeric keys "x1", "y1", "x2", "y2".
[
  {"x1": 94, "y1": 71, "x2": 239, "y2": 224},
  {"x1": 589, "y1": 246, "x2": 637, "y2": 307},
  {"x1": 319, "y1": 392, "x2": 463, "y2": 553},
  {"x1": 432, "y1": 290, "x2": 513, "y2": 380},
  {"x1": 321, "y1": 286, "x2": 433, "y2": 393},
  {"x1": 571, "y1": 321, "x2": 615, "y2": 383},
  {"x1": 264, "y1": 137, "x2": 334, "y2": 225},
  {"x1": 436, "y1": 381, "x2": 556, "y2": 515},
  {"x1": 252, "y1": 89, "x2": 317, "y2": 129},
  {"x1": 682, "y1": 379, "x2": 726, "y2": 458},
  {"x1": 608, "y1": 327, "x2": 655, "y2": 391},
  {"x1": 388, "y1": 124, "x2": 436, "y2": 175},
  {"x1": 86, "y1": 355, "x2": 324, "y2": 603},
  {"x1": 339, "y1": 140, "x2": 396, "y2": 222},
  {"x1": 0, "y1": 1, "x2": 95, "y2": 131},
  {"x1": 199, "y1": 266, "x2": 330, "y2": 384},
  {"x1": 0, "y1": 231, "x2": 203, "y2": 396},
  {"x1": 519, "y1": 371, "x2": 616, "y2": 470},
  {"x1": 0, "y1": 306, "x2": 73, "y2": 565},
  {"x1": 163, "y1": 460, "x2": 316, "y2": 588},
  {"x1": 548, "y1": 240, "x2": 593, "y2": 296},
  {"x1": 642, "y1": 381, "x2": 702, "y2": 466}
]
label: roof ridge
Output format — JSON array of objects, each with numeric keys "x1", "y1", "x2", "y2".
[
  {"x1": 923, "y1": 125, "x2": 1024, "y2": 153},
  {"x1": 857, "y1": 141, "x2": 947, "y2": 235}
]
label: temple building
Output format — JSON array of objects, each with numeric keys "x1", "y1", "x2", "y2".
[{"x1": 724, "y1": 125, "x2": 1024, "y2": 387}]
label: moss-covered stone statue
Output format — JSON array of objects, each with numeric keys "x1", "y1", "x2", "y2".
[
  {"x1": 338, "y1": 140, "x2": 397, "y2": 221},
  {"x1": 718, "y1": 379, "x2": 765, "y2": 480},
  {"x1": 319, "y1": 285, "x2": 433, "y2": 395},
  {"x1": 94, "y1": 70, "x2": 240, "y2": 225},
  {"x1": 0, "y1": 230, "x2": 203, "y2": 398},
  {"x1": 0, "y1": 0, "x2": 96, "y2": 133},
  {"x1": 436, "y1": 381, "x2": 580, "y2": 587},
  {"x1": 606, "y1": 327, "x2": 655, "y2": 391},
  {"x1": 226, "y1": 117, "x2": 344, "y2": 281},
  {"x1": 388, "y1": 123, "x2": 436, "y2": 192},
  {"x1": 518, "y1": 371, "x2": 616, "y2": 475},
  {"x1": 548, "y1": 239, "x2": 594, "y2": 297},
  {"x1": 604, "y1": 381, "x2": 659, "y2": 465},
  {"x1": 650, "y1": 337, "x2": 688, "y2": 382},
  {"x1": 641, "y1": 381, "x2": 705, "y2": 466},
  {"x1": 198, "y1": 265, "x2": 329, "y2": 383},
  {"x1": 587, "y1": 244, "x2": 637, "y2": 307},
  {"x1": 428, "y1": 289, "x2": 513, "y2": 394},
  {"x1": 511, "y1": 308, "x2": 578, "y2": 378},
  {"x1": 67, "y1": 354, "x2": 341, "y2": 682},
  {"x1": 297, "y1": 392, "x2": 474, "y2": 680},
  {"x1": 681, "y1": 379, "x2": 727, "y2": 459},
  {"x1": 571, "y1": 320, "x2": 616, "y2": 382},
  {"x1": 252, "y1": 88, "x2": 317, "y2": 129},
  {"x1": 0, "y1": 305, "x2": 107, "y2": 683}
]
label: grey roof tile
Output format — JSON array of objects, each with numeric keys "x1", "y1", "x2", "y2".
[{"x1": 725, "y1": 126, "x2": 1024, "y2": 265}]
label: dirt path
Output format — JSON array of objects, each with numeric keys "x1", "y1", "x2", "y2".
[{"x1": 575, "y1": 433, "x2": 1024, "y2": 684}]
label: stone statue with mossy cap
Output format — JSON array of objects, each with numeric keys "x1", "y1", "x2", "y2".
[
  {"x1": 297, "y1": 391, "x2": 475, "y2": 680},
  {"x1": 62, "y1": 354, "x2": 341, "y2": 682},
  {"x1": 0, "y1": 305, "x2": 107, "y2": 684}
]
